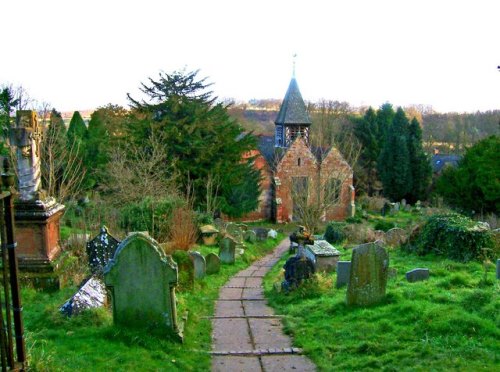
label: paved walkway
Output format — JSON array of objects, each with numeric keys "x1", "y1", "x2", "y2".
[{"x1": 211, "y1": 238, "x2": 316, "y2": 372}]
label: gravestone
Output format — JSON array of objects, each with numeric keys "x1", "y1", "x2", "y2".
[
  {"x1": 281, "y1": 254, "x2": 315, "y2": 292},
  {"x1": 219, "y1": 236, "x2": 236, "y2": 264},
  {"x1": 401, "y1": 199, "x2": 407, "y2": 208},
  {"x1": 385, "y1": 227, "x2": 407, "y2": 247},
  {"x1": 336, "y1": 261, "x2": 351, "y2": 288},
  {"x1": 104, "y1": 233, "x2": 182, "y2": 340},
  {"x1": 189, "y1": 251, "x2": 206, "y2": 279},
  {"x1": 406, "y1": 268, "x2": 430, "y2": 283},
  {"x1": 252, "y1": 227, "x2": 269, "y2": 241},
  {"x1": 305, "y1": 240, "x2": 340, "y2": 273},
  {"x1": 268, "y1": 229, "x2": 278, "y2": 239},
  {"x1": 205, "y1": 253, "x2": 221, "y2": 274},
  {"x1": 226, "y1": 223, "x2": 243, "y2": 244},
  {"x1": 244, "y1": 230, "x2": 257, "y2": 244},
  {"x1": 381, "y1": 202, "x2": 391, "y2": 216},
  {"x1": 346, "y1": 242, "x2": 389, "y2": 306},
  {"x1": 86, "y1": 226, "x2": 121, "y2": 275},
  {"x1": 373, "y1": 230, "x2": 386, "y2": 243},
  {"x1": 392, "y1": 202, "x2": 400, "y2": 213},
  {"x1": 60, "y1": 276, "x2": 106, "y2": 316}
]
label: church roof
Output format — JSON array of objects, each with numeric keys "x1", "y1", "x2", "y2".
[{"x1": 275, "y1": 78, "x2": 311, "y2": 126}]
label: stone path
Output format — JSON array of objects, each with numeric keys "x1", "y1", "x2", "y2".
[{"x1": 211, "y1": 238, "x2": 316, "y2": 372}]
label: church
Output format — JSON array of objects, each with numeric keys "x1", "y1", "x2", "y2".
[{"x1": 239, "y1": 76, "x2": 355, "y2": 223}]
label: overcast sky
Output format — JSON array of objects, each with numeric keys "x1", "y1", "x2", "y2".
[{"x1": 1, "y1": 0, "x2": 499, "y2": 113}]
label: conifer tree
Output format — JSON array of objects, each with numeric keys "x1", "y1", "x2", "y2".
[
  {"x1": 378, "y1": 107, "x2": 411, "y2": 201},
  {"x1": 407, "y1": 117, "x2": 431, "y2": 202},
  {"x1": 67, "y1": 111, "x2": 87, "y2": 146}
]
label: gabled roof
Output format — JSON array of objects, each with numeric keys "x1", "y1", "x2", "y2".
[{"x1": 275, "y1": 78, "x2": 311, "y2": 126}]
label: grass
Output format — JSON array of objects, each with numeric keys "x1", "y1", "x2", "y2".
[
  {"x1": 264, "y1": 246, "x2": 500, "y2": 371},
  {"x1": 23, "y1": 233, "x2": 284, "y2": 371}
]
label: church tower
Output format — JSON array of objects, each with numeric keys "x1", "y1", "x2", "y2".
[{"x1": 274, "y1": 77, "x2": 311, "y2": 148}]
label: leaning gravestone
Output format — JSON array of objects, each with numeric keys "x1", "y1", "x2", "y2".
[
  {"x1": 346, "y1": 242, "x2": 389, "y2": 306},
  {"x1": 86, "y1": 226, "x2": 121, "y2": 275},
  {"x1": 205, "y1": 253, "x2": 221, "y2": 274},
  {"x1": 406, "y1": 268, "x2": 430, "y2": 283},
  {"x1": 336, "y1": 261, "x2": 351, "y2": 288},
  {"x1": 385, "y1": 227, "x2": 407, "y2": 247},
  {"x1": 60, "y1": 276, "x2": 106, "y2": 316},
  {"x1": 189, "y1": 251, "x2": 206, "y2": 279},
  {"x1": 104, "y1": 233, "x2": 183, "y2": 340},
  {"x1": 244, "y1": 230, "x2": 257, "y2": 244},
  {"x1": 219, "y1": 236, "x2": 236, "y2": 264}
]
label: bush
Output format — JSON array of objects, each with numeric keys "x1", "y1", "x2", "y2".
[
  {"x1": 324, "y1": 222, "x2": 346, "y2": 244},
  {"x1": 408, "y1": 213, "x2": 494, "y2": 262},
  {"x1": 374, "y1": 220, "x2": 396, "y2": 232}
]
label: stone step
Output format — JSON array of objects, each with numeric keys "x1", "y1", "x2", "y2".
[{"x1": 211, "y1": 347, "x2": 303, "y2": 356}]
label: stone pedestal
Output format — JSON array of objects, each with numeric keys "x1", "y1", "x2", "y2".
[{"x1": 14, "y1": 198, "x2": 65, "y2": 272}]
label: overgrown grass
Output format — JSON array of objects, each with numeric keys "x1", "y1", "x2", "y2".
[
  {"x1": 264, "y1": 247, "x2": 500, "y2": 371},
  {"x1": 23, "y1": 233, "x2": 284, "y2": 371}
]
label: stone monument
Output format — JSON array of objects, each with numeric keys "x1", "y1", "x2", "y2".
[
  {"x1": 104, "y1": 233, "x2": 183, "y2": 341},
  {"x1": 10, "y1": 111, "x2": 65, "y2": 271}
]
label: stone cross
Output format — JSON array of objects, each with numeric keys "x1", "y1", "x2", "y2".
[{"x1": 10, "y1": 111, "x2": 43, "y2": 201}]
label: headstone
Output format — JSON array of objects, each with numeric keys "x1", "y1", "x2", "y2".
[
  {"x1": 385, "y1": 227, "x2": 407, "y2": 247},
  {"x1": 86, "y1": 226, "x2": 121, "y2": 275},
  {"x1": 205, "y1": 253, "x2": 221, "y2": 274},
  {"x1": 267, "y1": 229, "x2": 278, "y2": 239},
  {"x1": 189, "y1": 251, "x2": 206, "y2": 279},
  {"x1": 404, "y1": 204, "x2": 412, "y2": 212},
  {"x1": 281, "y1": 254, "x2": 315, "y2": 292},
  {"x1": 381, "y1": 202, "x2": 391, "y2": 216},
  {"x1": 252, "y1": 227, "x2": 270, "y2": 241},
  {"x1": 226, "y1": 223, "x2": 243, "y2": 244},
  {"x1": 244, "y1": 230, "x2": 257, "y2": 244},
  {"x1": 372, "y1": 230, "x2": 386, "y2": 243},
  {"x1": 392, "y1": 202, "x2": 400, "y2": 213},
  {"x1": 406, "y1": 268, "x2": 430, "y2": 283},
  {"x1": 60, "y1": 276, "x2": 106, "y2": 316},
  {"x1": 219, "y1": 236, "x2": 236, "y2": 264},
  {"x1": 305, "y1": 240, "x2": 340, "y2": 273},
  {"x1": 336, "y1": 261, "x2": 351, "y2": 288},
  {"x1": 401, "y1": 199, "x2": 407, "y2": 208},
  {"x1": 346, "y1": 242, "x2": 389, "y2": 306},
  {"x1": 497, "y1": 259, "x2": 500, "y2": 280},
  {"x1": 104, "y1": 233, "x2": 183, "y2": 340}
]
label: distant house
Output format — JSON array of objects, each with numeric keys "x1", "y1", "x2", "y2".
[
  {"x1": 431, "y1": 150, "x2": 461, "y2": 175},
  {"x1": 235, "y1": 77, "x2": 354, "y2": 223}
]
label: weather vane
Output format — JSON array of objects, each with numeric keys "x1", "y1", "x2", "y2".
[{"x1": 293, "y1": 53, "x2": 297, "y2": 78}]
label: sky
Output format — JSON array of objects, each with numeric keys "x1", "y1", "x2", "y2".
[{"x1": 1, "y1": 0, "x2": 499, "y2": 113}]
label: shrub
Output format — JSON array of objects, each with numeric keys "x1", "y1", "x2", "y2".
[
  {"x1": 409, "y1": 213, "x2": 493, "y2": 262},
  {"x1": 374, "y1": 220, "x2": 396, "y2": 232},
  {"x1": 169, "y1": 206, "x2": 198, "y2": 251},
  {"x1": 324, "y1": 222, "x2": 346, "y2": 244}
]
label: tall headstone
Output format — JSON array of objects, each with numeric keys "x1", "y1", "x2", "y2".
[
  {"x1": 219, "y1": 236, "x2": 236, "y2": 264},
  {"x1": 104, "y1": 233, "x2": 183, "y2": 341},
  {"x1": 346, "y1": 242, "x2": 389, "y2": 306},
  {"x1": 336, "y1": 261, "x2": 351, "y2": 288},
  {"x1": 189, "y1": 251, "x2": 206, "y2": 279},
  {"x1": 205, "y1": 253, "x2": 221, "y2": 274},
  {"x1": 10, "y1": 111, "x2": 65, "y2": 272},
  {"x1": 86, "y1": 226, "x2": 121, "y2": 275}
]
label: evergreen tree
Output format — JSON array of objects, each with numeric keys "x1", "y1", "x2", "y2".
[
  {"x1": 0, "y1": 86, "x2": 19, "y2": 155},
  {"x1": 67, "y1": 111, "x2": 87, "y2": 146},
  {"x1": 41, "y1": 109, "x2": 68, "y2": 194},
  {"x1": 407, "y1": 117, "x2": 431, "y2": 202},
  {"x1": 437, "y1": 135, "x2": 499, "y2": 214},
  {"x1": 378, "y1": 107, "x2": 411, "y2": 201},
  {"x1": 127, "y1": 69, "x2": 260, "y2": 217}
]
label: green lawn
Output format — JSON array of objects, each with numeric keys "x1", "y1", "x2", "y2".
[
  {"x1": 23, "y1": 234, "x2": 284, "y2": 371},
  {"x1": 264, "y1": 247, "x2": 500, "y2": 371}
]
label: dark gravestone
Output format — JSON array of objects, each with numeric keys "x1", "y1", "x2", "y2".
[
  {"x1": 381, "y1": 202, "x2": 391, "y2": 216},
  {"x1": 281, "y1": 254, "x2": 315, "y2": 292},
  {"x1": 205, "y1": 253, "x2": 221, "y2": 275},
  {"x1": 104, "y1": 233, "x2": 182, "y2": 340},
  {"x1": 189, "y1": 251, "x2": 206, "y2": 279},
  {"x1": 60, "y1": 276, "x2": 106, "y2": 316},
  {"x1": 347, "y1": 242, "x2": 389, "y2": 306},
  {"x1": 406, "y1": 268, "x2": 430, "y2": 283},
  {"x1": 86, "y1": 226, "x2": 121, "y2": 275},
  {"x1": 252, "y1": 227, "x2": 269, "y2": 241},
  {"x1": 336, "y1": 261, "x2": 351, "y2": 288},
  {"x1": 219, "y1": 236, "x2": 236, "y2": 264}
]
